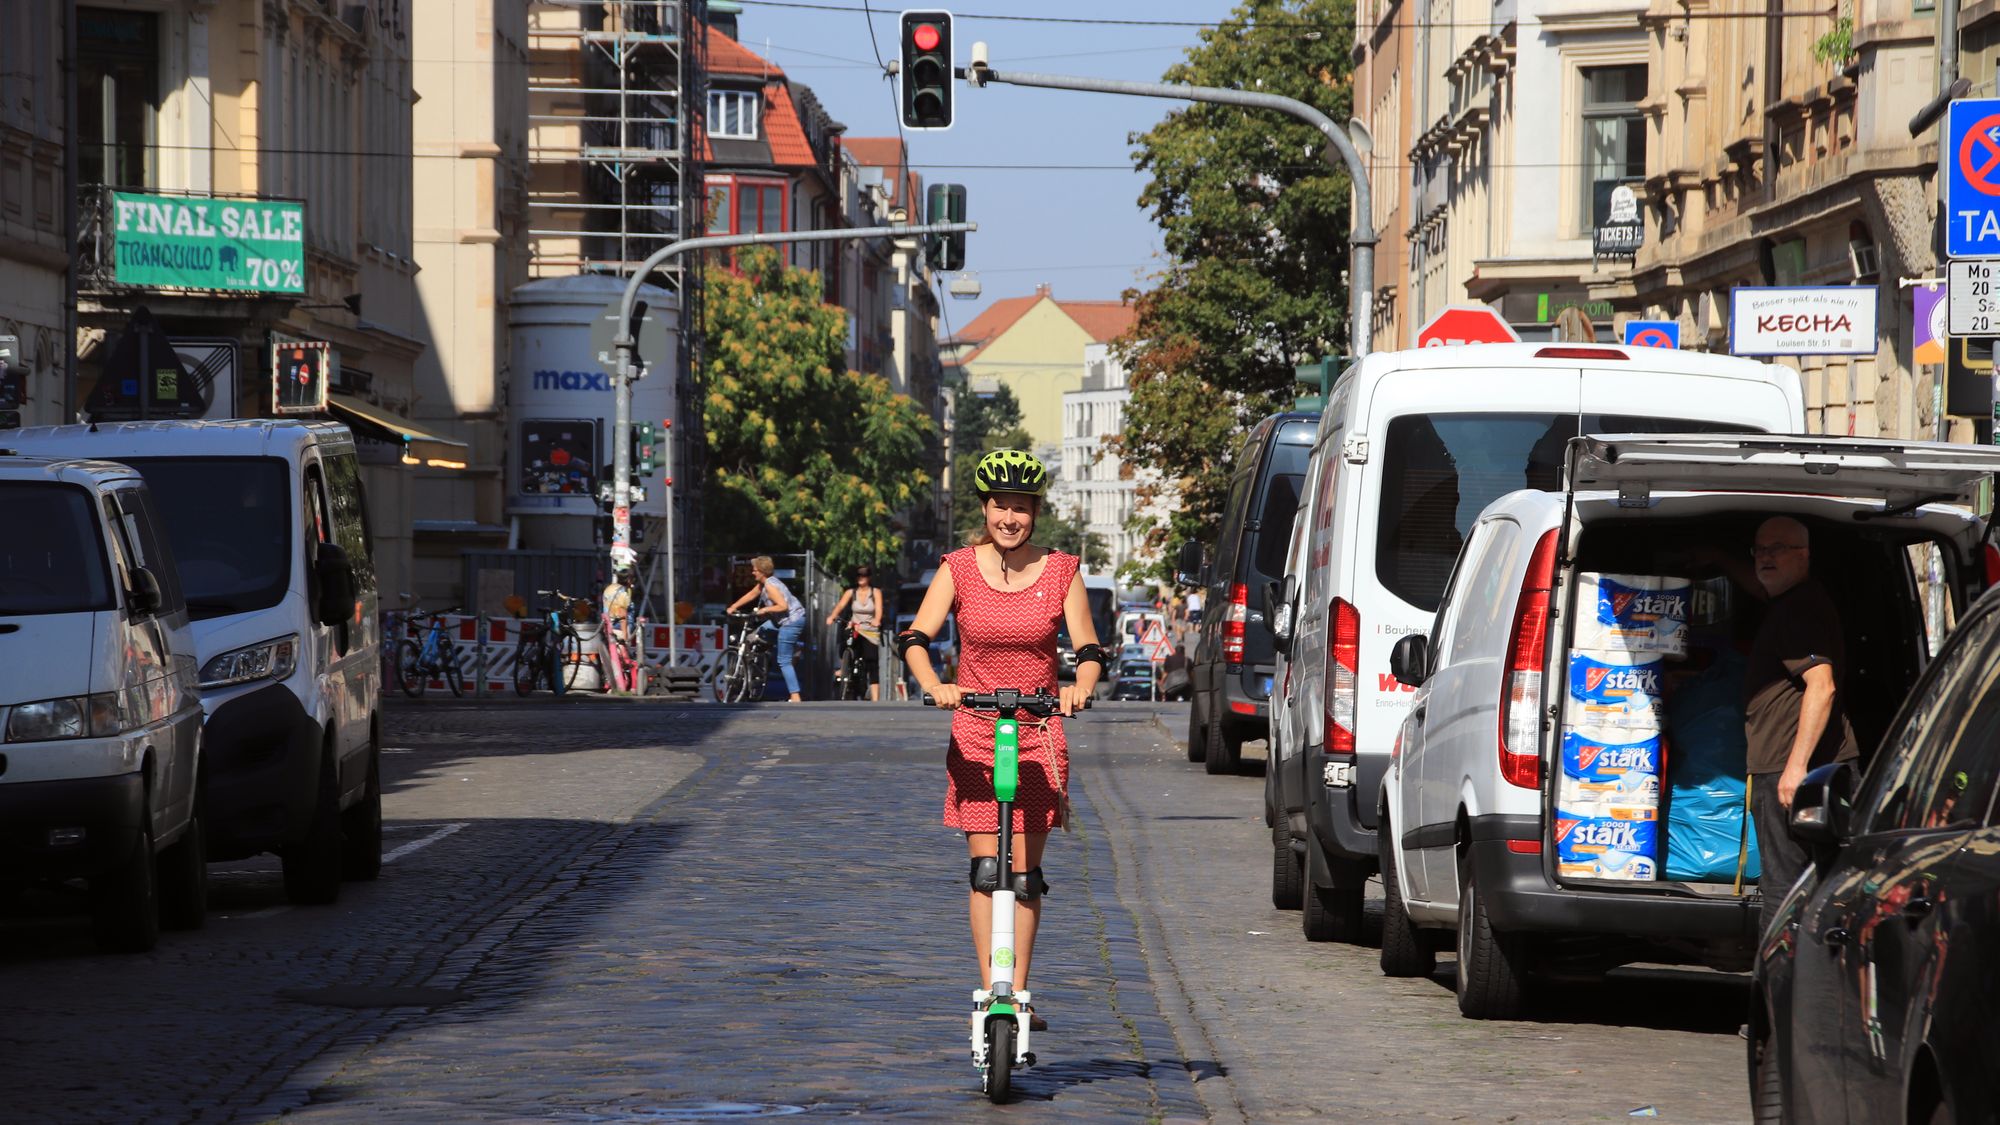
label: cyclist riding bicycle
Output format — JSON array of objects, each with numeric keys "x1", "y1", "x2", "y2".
[
  {"x1": 725, "y1": 555, "x2": 805, "y2": 703},
  {"x1": 826, "y1": 563, "x2": 886, "y2": 700},
  {"x1": 900, "y1": 449, "x2": 1106, "y2": 1033}
]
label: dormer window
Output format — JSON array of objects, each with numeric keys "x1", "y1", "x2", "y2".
[{"x1": 709, "y1": 90, "x2": 760, "y2": 139}]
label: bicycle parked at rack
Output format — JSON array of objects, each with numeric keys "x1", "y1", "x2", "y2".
[
  {"x1": 515, "y1": 589, "x2": 588, "y2": 696},
  {"x1": 398, "y1": 605, "x2": 465, "y2": 698},
  {"x1": 714, "y1": 610, "x2": 772, "y2": 703}
]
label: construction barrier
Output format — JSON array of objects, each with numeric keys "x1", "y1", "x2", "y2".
[{"x1": 383, "y1": 612, "x2": 727, "y2": 697}]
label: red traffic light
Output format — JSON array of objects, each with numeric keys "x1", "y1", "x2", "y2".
[{"x1": 913, "y1": 22, "x2": 940, "y2": 50}]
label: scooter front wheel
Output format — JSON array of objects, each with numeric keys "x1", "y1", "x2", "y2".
[{"x1": 985, "y1": 1019, "x2": 1014, "y2": 1103}]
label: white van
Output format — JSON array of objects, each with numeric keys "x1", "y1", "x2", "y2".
[
  {"x1": 5, "y1": 421, "x2": 384, "y2": 904},
  {"x1": 1274, "y1": 344, "x2": 1805, "y2": 942},
  {"x1": 1378, "y1": 435, "x2": 1999, "y2": 1018},
  {"x1": 0, "y1": 455, "x2": 207, "y2": 951}
]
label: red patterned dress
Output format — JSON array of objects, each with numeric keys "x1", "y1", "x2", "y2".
[{"x1": 941, "y1": 546, "x2": 1079, "y2": 835}]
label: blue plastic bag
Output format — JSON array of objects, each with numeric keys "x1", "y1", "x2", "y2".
[{"x1": 1662, "y1": 648, "x2": 1760, "y2": 883}]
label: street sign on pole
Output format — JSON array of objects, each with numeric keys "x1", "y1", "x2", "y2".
[
  {"x1": 1623, "y1": 320, "x2": 1680, "y2": 349},
  {"x1": 1946, "y1": 98, "x2": 2000, "y2": 258},
  {"x1": 1948, "y1": 259, "x2": 2000, "y2": 335},
  {"x1": 1415, "y1": 304, "x2": 1520, "y2": 347}
]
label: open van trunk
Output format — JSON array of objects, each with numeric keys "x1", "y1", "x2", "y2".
[{"x1": 1548, "y1": 435, "x2": 2000, "y2": 898}]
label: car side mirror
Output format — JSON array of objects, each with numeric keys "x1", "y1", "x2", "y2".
[
  {"x1": 126, "y1": 566, "x2": 163, "y2": 618},
  {"x1": 1266, "y1": 577, "x2": 1298, "y2": 654},
  {"x1": 1175, "y1": 540, "x2": 1204, "y2": 588},
  {"x1": 1790, "y1": 761, "x2": 1857, "y2": 849},
  {"x1": 1390, "y1": 634, "x2": 1431, "y2": 688},
  {"x1": 313, "y1": 541, "x2": 357, "y2": 627}
]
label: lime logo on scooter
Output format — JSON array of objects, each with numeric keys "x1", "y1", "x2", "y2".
[{"x1": 993, "y1": 948, "x2": 1015, "y2": 968}]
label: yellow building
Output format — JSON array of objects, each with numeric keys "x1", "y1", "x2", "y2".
[{"x1": 945, "y1": 284, "x2": 1135, "y2": 457}]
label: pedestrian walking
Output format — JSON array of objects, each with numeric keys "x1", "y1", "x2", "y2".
[
  {"x1": 898, "y1": 449, "x2": 1105, "y2": 1032},
  {"x1": 726, "y1": 556, "x2": 806, "y2": 702},
  {"x1": 827, "y1": 564, "x2": 886, "y2": 701}
]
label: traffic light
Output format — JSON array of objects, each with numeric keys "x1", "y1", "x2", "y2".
[
  {"x1": 900, "y1": 10, "x2": 953, "y2": 130},
  {"x1": 927, "y1": 182, "x2": 967, "y2": 271},
  {"x1": 633, "y1": 421, "x2": 659, "y2": 475}
]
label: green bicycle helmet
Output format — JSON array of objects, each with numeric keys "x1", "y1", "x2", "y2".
[{"x1": 974, "y1": 448, "x2": 1050, "y2": 497}]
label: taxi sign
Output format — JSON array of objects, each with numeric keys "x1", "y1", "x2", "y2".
[{"x1": 1947, "y1": 98, "x2": 2000, "y2": 258}]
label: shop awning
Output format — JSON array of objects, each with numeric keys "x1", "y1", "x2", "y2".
[{"x1": 327, "y1": 393, "x2": 470, "y2": 469}]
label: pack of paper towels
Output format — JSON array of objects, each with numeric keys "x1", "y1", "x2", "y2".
[{"x1": 1556, "y1": 573, "x2": 1689, "y2": 881}]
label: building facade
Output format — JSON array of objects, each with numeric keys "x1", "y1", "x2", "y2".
[
  {"x1": 945, "y1": 285, "x2": 1136, "y2": 458},
  {"x1": 1058, "y1": 343, "x2": 1159, "y2": 576},
  {"x1": 0, "y1": 4, "x2": 66, "y2": 430}
]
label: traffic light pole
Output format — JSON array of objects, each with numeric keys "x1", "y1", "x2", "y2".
[
  {"x1": 609, "y1": 222, "x2": 978, "y2": 674},
  {"x1": 964, "y1": 60, "x2": 1378, "y2": 363}
]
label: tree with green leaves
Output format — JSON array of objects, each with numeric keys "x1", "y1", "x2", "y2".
[
  {"x1": 951, "y1": 384, "x2": 1109, "y2": 569},
  {"x1": 1115, "y1": 0, "x2": 1355, "y2": 574},
  {"x1": 701, "y1": 246, "x2": 933, "y2": 574}
]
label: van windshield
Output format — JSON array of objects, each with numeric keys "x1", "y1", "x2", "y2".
[
  {"x1": 1377, "y1": 414, "x2": 1757, "y2": 611},
  {"x1": 0, "y1": 482, "x2": 114, "y2": 616},
  {"x1": 116, "y1": 457, "x2": 292, "y2": 620}
]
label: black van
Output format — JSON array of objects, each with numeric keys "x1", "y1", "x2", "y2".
[{"x1": 1177, "y1": 411, "x2": 1316, "y2": 774}]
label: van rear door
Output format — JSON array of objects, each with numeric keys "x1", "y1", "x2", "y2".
[
  {"x1": 1565, "y1": 435, "x2": 2000, "y2": 508},
  {"x1": 1578, "y1": 356, "x2": 1801, "y2": 434}
]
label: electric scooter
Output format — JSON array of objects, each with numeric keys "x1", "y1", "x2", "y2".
[{"x1": 925, "y1": 687, "x2": 1083, "y2": 1103}]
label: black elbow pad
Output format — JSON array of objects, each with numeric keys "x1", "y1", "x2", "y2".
[{"x1": 895, "y1": 629, "x2": 933, "y2": 662}]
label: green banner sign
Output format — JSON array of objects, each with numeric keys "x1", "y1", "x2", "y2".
[{"x1": 110, "y1": 191, "x2": 306, "y2": 294}]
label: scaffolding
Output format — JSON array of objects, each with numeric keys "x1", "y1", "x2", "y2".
[{"x1": 526, "y1": 0, "x2": 708, "y2": 595}]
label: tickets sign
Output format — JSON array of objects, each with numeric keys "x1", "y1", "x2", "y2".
[{"x1": 110, "y1": 191, "x2": 307, "y2": 294}]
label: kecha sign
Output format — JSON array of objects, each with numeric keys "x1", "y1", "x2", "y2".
[
  {"x1": 110, "y1": 191, "x2": 307, "y2": 294},
  {"x1": 1728, "y1": 286, "x2": 1878, "y2": 356}
]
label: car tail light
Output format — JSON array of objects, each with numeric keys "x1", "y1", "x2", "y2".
[
  {"x1": 1498, "y1": 530, "x2": 1559, "y2": 790},
  {"x1": 1533, "y1": 346, "x2": 1629, "y2": 360},
  {"x1": 1985, "y1": 543, "x2": 2000, "y2": 588},
  {"x1": 1222, "y1": 582, "x2": 1249, "y2": 665},
  {"x1": 1505, "y1": 838, "x2": 1543, "y2": 854},
  {"x1": 1324, "y1": 597, "x2": 1359, "y2": 755}
]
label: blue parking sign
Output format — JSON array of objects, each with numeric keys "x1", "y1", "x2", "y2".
[
  {"x1": 1947, "y1": 99, "x2": 2000, "y2": 258},
  {"x1": 1623, "y1": 320, "x2": 1679, "y2": 349}
]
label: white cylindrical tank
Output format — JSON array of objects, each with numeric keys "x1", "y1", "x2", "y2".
[{"x1": 507, "y1": 275, "x2": 679, "y2": 540}]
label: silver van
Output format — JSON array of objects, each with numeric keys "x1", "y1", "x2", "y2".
[{"x1": 0, "y1": 455, "x2": 207, "y2": 951}]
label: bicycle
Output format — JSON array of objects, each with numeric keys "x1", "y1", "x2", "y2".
[
  {"x1": 603, "y1": 612, "x2": 647, "y2": 695},
  {"x1": 714, "y1": 610, "x2": 771, "y2": 703},
  {"x1": 835, "y1": 623, "x2": 873, "y2": 701},
  {"x1": 398, "y1": 606, "x2": 465, "y2": 698},
  {"x1": 514, "y1": 589, "x2": 588, "y2": 697},
  {"x1": 923, "y1": 687, "x2": 1087, "y2": 1103}
]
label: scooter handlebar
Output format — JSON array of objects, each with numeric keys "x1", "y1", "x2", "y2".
[{"x1": 922, "y1": 689, "x2": 1089, "y2": 715}]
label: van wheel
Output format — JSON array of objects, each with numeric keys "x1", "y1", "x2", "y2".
[
  {"x1": 282, "y1": 751, "x2": 344, "y2": 905},
  {"x1": 157, "y1": 810, "x2": 207, "y2": 931},
  {"x1": 1302, "y1": 880, "x2": 1363, "y2": 943},
  {"x1": 1204, "y1": 702, "x2": 1241, "y2": 775},
  {"x1": 1271, "y1": 823, "x2": 1304, "y2": 910},
  {"x1": 1378, "y1": 826, "x2": 1434, "y2": 978},
  {"x1": 1186, "y1": 696, "x2": 1209, "y2": 762},
  {"x1": 341, "y1": 743, "x2": 384, "y2": 881},
  {"x1": 91, "y1": 820, "x2": 160, "y2": 954},
  {"x1": 1750, "y1": 1027, "x2": 1783, "y2": 1124},
  {"x1": 1455, "y1": 852, "x2": 1528, "y2": 1019}
]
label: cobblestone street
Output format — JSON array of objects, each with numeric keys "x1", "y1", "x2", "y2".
[{"x1": 3, "y1": 700, "x2": 1753, "y2": 1123}]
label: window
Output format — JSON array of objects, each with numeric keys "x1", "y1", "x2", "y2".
[
  {"x1": 0, "y1": 483, "x2": 113, "y2": 615},
  {"x1": 706, "y1": 177, "x2": 788, "y2": 237},
  {"x1": 113, "y1": 488, "x2": 186, "y2": 616},
  {"x1": 1856, "y1": 610, "x2": 2000, "y2": 833},
  {"x1": 1581, "y1": 64, "x2": 1647, "y2": 231},
  {"x1": 708, "y1": 89, "x2": 760, "y2": 139},
  {"x1": 323, "y1": 451, "x2": 379, "y2": 596},
  {"x1": 117, "y1": 457, "x2": 292, "y2": 620},
  {"x1": 707, "y1": 184, "x2": 732, "y2": 234},
  {"x1": 77, "y1": 7, "x2": 160, "y2": 187}
]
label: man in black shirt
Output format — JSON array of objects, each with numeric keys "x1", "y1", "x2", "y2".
[{"x1": 1740, "y1": 516, "x2": 1859, "y2": 931}]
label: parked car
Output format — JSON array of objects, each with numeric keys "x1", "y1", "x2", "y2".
[
  {"x1": 1755, "y1": 568, "x2": 2000, "y2": 1124},
  {"x1": 1381, "y1": 434, "x2": 1997, "y2": 1022},
  {"x1": 6, "y1": 420, "x2": 384, "y2": 904},
  {"x1": 1278, "y1": 344, "x2": 1807, "y2": 944},
  {"x1": 1265, "y1": 496, "x2": 1316, "y2": 909},
  {"x1": 0, "y1": 455, "x2": 208, "y2": 951},
  {"x1": 1178, "y1": 411, "x2": 1317, "y2": 776}
]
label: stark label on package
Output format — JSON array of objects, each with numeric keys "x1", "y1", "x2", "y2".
[
  {"x1": 1554, "y1": 808, "x2": 1660, "y2": 881},
  {"x1": 1560, "y1": 729, "x2": 1663, "y2": 806},
  {"x1": 1566, "y1": 653, "x2": 1664, "y2": 729},
  {"x1": 1575, "y1": 572, "x2": 1690, "y2": 656}
]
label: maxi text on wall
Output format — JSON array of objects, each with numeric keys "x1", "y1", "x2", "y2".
[{"x1": 110, "y1": 192, "x2": 307, "y2": 294}]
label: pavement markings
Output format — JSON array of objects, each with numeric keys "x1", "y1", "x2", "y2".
[{"x1": 381, "y1": 822, "x2": 468, "y2": 864}]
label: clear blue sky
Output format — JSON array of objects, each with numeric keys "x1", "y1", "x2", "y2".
[{"x1": 731, "y1": 0, "x2": 1240, "y2": 336}]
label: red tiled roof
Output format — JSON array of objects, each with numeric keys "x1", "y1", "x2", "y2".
[
  {"x1": 704, "y1": 21, "x2": 782, "y2": 78},
  {"x1": 1060, "y1": 300, "x2": 1138, "y2": 344},
  {"x1": 948, "y1": 293, "x2": 1138, "y2": 362},
  {"x1": 842, "y1": 137, "x2": 922, "y2": 207},
  {"x1": 762, "y1": 82, "x2": 816, "y2": 168}
]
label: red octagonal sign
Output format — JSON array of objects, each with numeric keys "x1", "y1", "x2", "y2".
[{"x1": 1415, "y1": 303, "x2": 1521, "y2": 347}]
